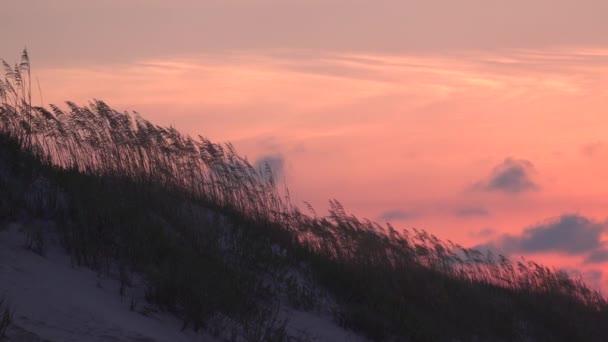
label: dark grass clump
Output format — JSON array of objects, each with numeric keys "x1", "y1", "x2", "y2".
[
  {"x1": 0, "y1": 294, "x2": 12, "y2": 340},
  {"x1": 1, "y1": 50, "x2": 608, "y2": 341}
]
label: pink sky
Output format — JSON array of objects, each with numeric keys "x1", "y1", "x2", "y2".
[{"x1": 2, "y1": 1, "x2": 608, "y2": 292}]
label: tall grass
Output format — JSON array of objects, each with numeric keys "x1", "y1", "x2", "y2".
[{"x1": 1, "y1": 49, "x2": 607, "y2": 341}]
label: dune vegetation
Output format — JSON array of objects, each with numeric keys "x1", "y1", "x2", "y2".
[
  {"x1": 0, "y1": 294, "x2": 11, "y2": 339},
  {"x1": 1, "y1": 50, "x2": 607, "y2": 341}
]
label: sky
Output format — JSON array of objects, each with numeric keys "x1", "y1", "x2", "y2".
[{"x1": 2, "y1": 0, "x2": 608, "y2": 291}]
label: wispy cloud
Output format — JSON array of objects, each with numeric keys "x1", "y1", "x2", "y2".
[
  {"x1": 454, "y1": 206, "x2": 490, "y2": 217},
  {"x1": 379, "y1": 209, "x2": 417, "y2": 222},
  {"x1": 470, "y1": 228, "x2": 496, "y2": 238},
  {"x1": 582, "y1": 141, "x2": 607, "y2": 158}
]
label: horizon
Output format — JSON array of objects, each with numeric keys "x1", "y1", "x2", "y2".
[{"x1": 2, "y1": 1, "x2": 608, "y2": 292}]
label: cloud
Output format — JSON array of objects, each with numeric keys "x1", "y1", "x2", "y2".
[
  {"x1": 379, "y1": 209, "x2": 416, "y2": 222},
  {"x1": 455, "y1": 206, "x2": 490, "y2": 217},
  {"x1": 502, "y1": 215, "x2": 604, "y2": 254},
  {"x1": 470, "y1": 228, "x2": 496, "y2": 238},
  {"x1": 484, "y1": 214, "x2": 608, "y2": 263},
  {"x1": 473, "y1": 158, "x2": 539, "y2": 194},
  {"x1": 254, "y1": 154, "x2": 284, "y2": 179},
  {"x1": 586, "y1": 249, "x2": 608, "y2": 264},
  {"x1": 582, "y1": 141, "x2": 607, "y2": 158},
  {"x1": 6, "y1": 1, "x2": 608, "y2": 68}
]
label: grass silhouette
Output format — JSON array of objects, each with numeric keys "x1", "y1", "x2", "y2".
[
  {"x1": 1, "y1": 49, "x2": 607, "y2": 341},
  {"x1": 0, "y1": 294, "x2": 12, "y2": 340}
]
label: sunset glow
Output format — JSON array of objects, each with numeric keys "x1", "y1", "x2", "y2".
[{"x1": 4, "y1": 0, "x2": 608, "y2": 293}]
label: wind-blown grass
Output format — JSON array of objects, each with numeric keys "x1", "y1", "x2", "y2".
[{"x1": 1, "y1": 50, "x2": 607, "y2": 341}]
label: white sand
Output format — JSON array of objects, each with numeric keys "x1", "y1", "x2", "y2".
[{"x1": 0, "y1": 222, "x2": 213, "y2": 342}]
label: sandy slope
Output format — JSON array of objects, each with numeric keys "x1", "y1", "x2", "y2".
[
  {"x1": 0, "y1": 222, "x2": 214, "y2": 342},
  {"x1": 0, "y1": 222, "x2": 365, "y2": 342}
]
